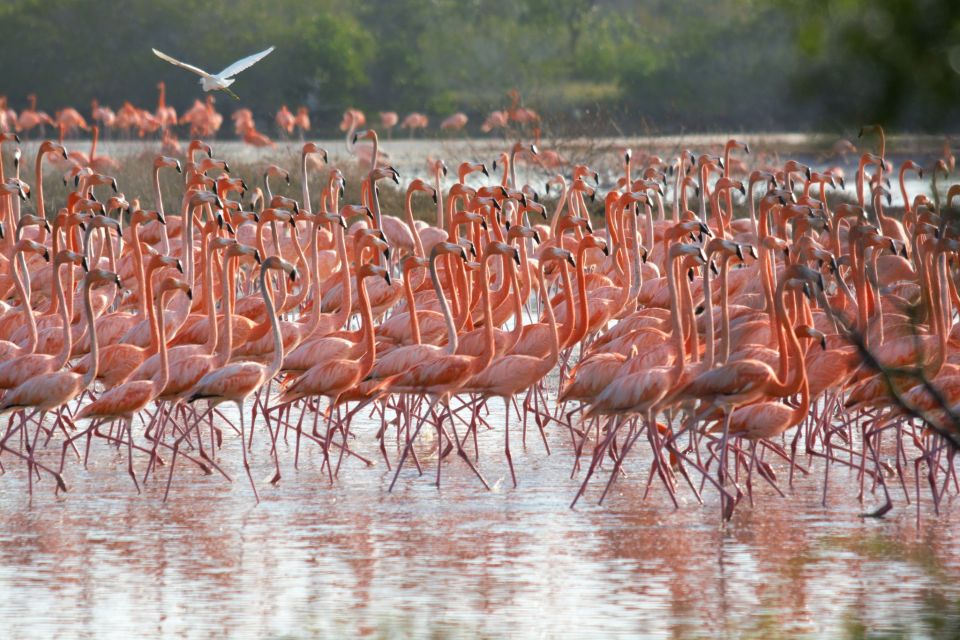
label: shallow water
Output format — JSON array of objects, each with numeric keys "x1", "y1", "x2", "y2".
[{"x1": 1, "y1": 393, "x2": 959, "y2": 639}]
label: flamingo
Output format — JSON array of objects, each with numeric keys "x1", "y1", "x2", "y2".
[{"x1": 180, "y1": 256, "x2": 296, "y2": 502}]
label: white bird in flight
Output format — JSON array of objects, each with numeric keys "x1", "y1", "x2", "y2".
[{"x1": 151, "y1": 46, "x2": 275, "y2": 100}]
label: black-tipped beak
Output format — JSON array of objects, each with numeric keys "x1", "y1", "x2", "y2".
[
  {"x1": 858, "y1": 127, "x2": 865, "y2": 138},
  {"x1": 206, "y1": 148, "x2": 212, "y2": 158},
  {"x1": 492, "y1": 159, "x2": 497, "y2": 171},
  {"x1": 459, "y1": 247, "x2": 469, "y2": 261},
  {"x1": 442, "y1": 165, "x2": 448, "y2": 176},
  {"x1": 566, "y1": 255, "x2": 576, "y2": 267},
  {"x1": 175, "y1": 161, "x2": 182, "y2": 174},
  {"x1": 533, "y1": 230, "x2": 542, "y2": 244},
  {"x1": 530, "y1": 144, "x2": 539, "y2": 155},
  {"x1": 186, "y1": 287, "x2": 193, "y2": 301},
  {"x1": 42, "y1": 249, "x2": 49, "y2": 262},
  {"x1": 688, "y1": 268, "x2": 695, "y2": 282},
  {"x1": 225, "y1": 222, "x2": 236, "y2": 236},
  {"x1": 820, "y1": 336, "x2": 827, "y2": 351},
  {"x1": 802, "y1": 282, "x2": 812, "y2": 300},
  {"x1": 479, "y1": 218, "x2": 488, "y2": 231},
  {"x1": 113, "y1": 275, "x2": 122, "y2": 288},
  {"x1": 512, "y1": 248, "x2": 521, "y2": 266},
  {"x1": 432, "y1": 192, "x2": 438, "y2": 204},
  {"x1": 467, "y1": 242, "x2": 477, "y2": 258},
  {"x1": 14, "y1": 134, "x2": 20, "y2": 144},
  {"x1": 289, "y1": 269, "x2": 298, "y2": 282},
  {"x1": 61, "y1": 149, "x2": 68, "y2": 160},
  {"x1": 383, "y1": 271, "x2": 391, "y2": 285},
  {"x1": 43, "y1": 221, "x2": 51, "y2": 233},
  {"x1": 601, "y1": 243, "x2": 609, "y2": 257},
  {"x1": 710, "y1": 260, "x2": 719, "y2": 276},
  {"x1": 74, "y1": 175, "x2": 80, "y2": 187},
  {"x1": 735, "y1": 244, "x2": 744, "y2": 261},
  {"x1": 337, "y1": 215, "x2": 347, "y2": 229},
  {"x1": 739, "y1": 185, "x2": 746, "y2": 196},
  {"x1": 254, "y1": 251, "x2": 262, "y2": 264},
  {"x1": 323, "y1": 151, "x2": 329, "y2": 163},
  {"x1": 481, "y1": 165, "x2": 489, "y2": 177},
  {"x1": 175, "y1": 259, "x2": 184, "y2": 274},
  {"x1": 111, "y1": 179, "x2": 118, "y2": 193},
  {"x1": 584, "y1": 218, "x2": 594, "y2": 234},
  {"x1": 352, "y1": 133, "x2": 359, "y2": 144},
  {"x1": 383, "y1": 247, "x2": 391, "y2": 260},
  {"x1": 81, "y1": 257, "x2": 89, "y2": 272},
  {"x1": 744, "y1": 144, "x2": 750, "y2": 154},
  {"x1": 364, "y1": 206, "x2": 374, "y2": 220},
  {"x1": 699, "y1": 221, "x2": 712, "y2": 237},
  {"x1": 156, "y1": 212, "x2": 166, "y2": 225}
]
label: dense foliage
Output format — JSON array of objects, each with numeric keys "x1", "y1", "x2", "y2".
[{"x1": 0, "y1": 0, "x2": 956, "y2": 133}]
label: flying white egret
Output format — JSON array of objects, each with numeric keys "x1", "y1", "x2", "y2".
[{"x1": 151, "y1": 46, "x2": 275, "y2": 100}]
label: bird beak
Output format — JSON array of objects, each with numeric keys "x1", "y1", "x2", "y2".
[
  {"x1": 186, "y1": 287, "x2": 193, "y2": 301},
  {"x1": 481, "y1": 165, "x2": 489, "y2": 177}
]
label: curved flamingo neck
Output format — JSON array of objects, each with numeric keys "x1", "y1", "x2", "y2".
[
  {"x1": 431, "y1": 254, "x2": 459, "y2": 355},
  {"x1": 12, "y1": 248, "x2": 37, "y2": 353},
  {"x1": 81, "y1": 278, "x2": 99, "y2": 389},
  {"x1": 357, "y1": 275, "x2": 377, "y2": 375},
  {"x1": 404, "y1": 190, "x2": 426, "y2": 258},
  {"x1": 53, "y1": 262, "x2": 73, "y2": 368},
  {"x1": 155, "y1": 289, "x2": 173, "y2": 393}
]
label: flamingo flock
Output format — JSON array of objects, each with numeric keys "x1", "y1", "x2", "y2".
[
  {"x1": 0, "y1": 88, "x2": 546, "y2": 162},
  {"x1": 0, "y1": 118, "x2": 956, "y2": 523}
]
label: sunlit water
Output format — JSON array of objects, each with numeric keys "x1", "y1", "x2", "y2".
[{"x1": 1, "y1": 390, "x2": 959, "y2": 639}]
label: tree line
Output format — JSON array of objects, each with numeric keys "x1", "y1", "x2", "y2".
[{"x1": 0, "y1": 0, "x2": 957, "y2": 134}]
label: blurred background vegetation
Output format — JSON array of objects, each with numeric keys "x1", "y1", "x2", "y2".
[{"x1": 0, "y1": 0, "x2": 958, "y2": 135}]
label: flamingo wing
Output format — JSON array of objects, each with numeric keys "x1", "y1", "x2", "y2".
[
  {"x1": 216, "y1": 46, "x2": 275, "y2": 79},
  {"x1": 152, "y1": 49, "x2": 211, "y2": 78}
]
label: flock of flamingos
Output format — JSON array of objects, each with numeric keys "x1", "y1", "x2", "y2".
[
  {"x1": 0, "y1": 86, "x2": 529, "y2": 153},
  {"x1": 0, "y1": 91, "x2": 957, "y2": 522}
]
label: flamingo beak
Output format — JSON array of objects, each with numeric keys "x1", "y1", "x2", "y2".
[
  {"x1": 492, "y1": 160, "x2": 497, "y2": 171},
  {"x1": 512, "y1": 248, "x2": 521, "y2": 266},
  {"x1": 566, "y1": 254, "x2": 576, "y2": 267},
  {"x1": 383, "y1": 270, "x2": 391, "y2": 285},
  {"x1": 175, "y1": 259, "x2": 184, "y2": 274},
  {"x1": 533, "y1": 230, "x2": 542, "y2": 244},
  {"x1": 81, "y1": 257, "x2": 89, "y2": 272},
  {"x1": 735, "y1": 244, "x2": 744, "y2": 261},
  {"x1": 289, "y1": 269, "x2": 298, "y2": 282},
  {"x1": 156, "y1": 212, "x2": 166, "y2": 225}
]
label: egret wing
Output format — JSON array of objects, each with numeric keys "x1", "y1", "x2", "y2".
[
  {"x1": 216, "y1": 46, "x2": 275, "y2": 79},
  {"x1": 152, "y1": 48, "x2": 211, "y2": 78}
]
